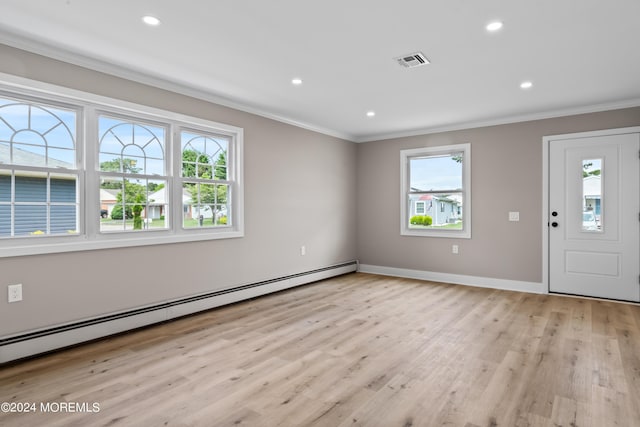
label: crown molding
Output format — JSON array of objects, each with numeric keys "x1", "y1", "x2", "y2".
[
  {"x1": 0, "y1": 29, "x2": 356, "y2": 142},
  {"x1": 352, "y1": 98, "x2": 640, "y2": 143},
  {"x1": 2, "y1": 28, "x2": 639, "y2": 145}
]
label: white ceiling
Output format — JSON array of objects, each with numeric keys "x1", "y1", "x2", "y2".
[{"x1": 1, "y1": 0, "x2": 639, "y2": 142}]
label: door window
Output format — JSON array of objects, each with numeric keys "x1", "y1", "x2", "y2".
[{"x1": 582, "y1": 159, "x2": 602, "y2": 232}]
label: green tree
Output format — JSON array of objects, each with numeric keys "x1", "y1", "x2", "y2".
[
  {"x1": 132, "y1": 192, "x2": 145, "y2": 230},
  {"x1": 582, "y1": 162, "x2": 602, "y2": 178},
  {"x1": 147, "y1": 182, "x2": 165, "y2": 193},
  {"x1": 100, "y1": 158, "x2": 141, "y2": 174},
  {"x1": 100, "y1": 158, "x2": 142, "y2": 189},
  {"x1": 198, "y1": 184, "x2": 227, "y2": 207},
  {"x1": 110, "y1": 204, "x2": 131, "y2": 220},
  {"x1": 182, "y1": 150, "x2": 228, "y2": 224},
  {"x1": 121, "y1": 179, "x2": 147, "y2": 230},
  {"x1": 112, "y1": 180, "x2": 146, "y2": 229},
  {"x1": 100, "y1": 158, "x2": 150, "y2": 229},
  {"x1": 198, "y1": 152, "x2": 228, "y2": 207},
  {"x1": 214, "y1": 151, "x2": 227, "y2": 180},
  {"x1": 182, "y1": 150, "x2": 212, "y2": 178}
]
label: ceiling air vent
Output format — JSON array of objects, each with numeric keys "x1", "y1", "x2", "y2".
[{"x1": 395, "y1": 52, "x2": 430, "y2": 68}]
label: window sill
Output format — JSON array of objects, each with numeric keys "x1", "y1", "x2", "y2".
[
  {"x1": 401, "y1": 228, "x2": 471, "y2": 239},
  {"x1": 0, "y1": 228, "x2": 244, "y2": 258}
]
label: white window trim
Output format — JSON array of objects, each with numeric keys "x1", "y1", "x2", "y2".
[
  {"x1": 177, "y1": 125, "x2": 234, "y2": 230},
  {"x1": 0, "y1": 73, "x2": 244, "y2": 258},
  {"x1": 400, "y1": 143, "x2": 471, "y2": 239},
  {"x1": 415, "y1": 201, "x2": 426, "y2": 215}
]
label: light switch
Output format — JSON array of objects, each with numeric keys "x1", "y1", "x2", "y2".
[{"x1": 508, "y1": 211, "x2": 520, "y2": 222}]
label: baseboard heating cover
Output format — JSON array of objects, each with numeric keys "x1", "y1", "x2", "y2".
[{"x1": 0, "y1": 261, "x2": 358, "y2": 364}]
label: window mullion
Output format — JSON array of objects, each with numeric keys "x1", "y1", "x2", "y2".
[
  {"x1": 46, "y1": 173, "x2": 51, "y2": 234},
  {"x1": 85, "y1": 105, "x2": 99, "y2": 238},
  {"x1": 10, "y1": 172, "x2": 15, "y2": 237},
  {"x1": 171, "y1": 126, "x2": 182, "y2": 232}
]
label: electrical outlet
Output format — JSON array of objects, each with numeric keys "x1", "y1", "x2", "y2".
[
  {"x1": 509, "y1": 211, "x2": 520, "y2": 222},
  {"x1": 300, "y1": 245, "x2": 306, "y2": 256},
  {"x1": 452, "y1": 245, "x2": 459, "y2": 254},
  {"x1": 8, "y1": 284, "x2": 22, "y2": 303}
]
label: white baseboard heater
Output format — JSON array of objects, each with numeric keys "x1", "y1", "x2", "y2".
[{"x1": 0, "y1": 261, "x2": 358, "y2": 364}]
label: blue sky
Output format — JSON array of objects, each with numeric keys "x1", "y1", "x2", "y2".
[
  {"x1": 410, "y1": 154, "x2": 462, "y2": 191},
  {"x1": 0, "y1": 98, "x2": 76, "y2": 167},
  {"x1": 583, "y1": 158, "x2": 601, "y2": 172}
]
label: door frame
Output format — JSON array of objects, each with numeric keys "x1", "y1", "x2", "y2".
[{"x1": 542, "y1": 126, "x2": 640, "y2": 295}]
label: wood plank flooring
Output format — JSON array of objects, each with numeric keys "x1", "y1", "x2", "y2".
[{"x1": 1, "y1": 272, "x2": 640, "y2": 427}]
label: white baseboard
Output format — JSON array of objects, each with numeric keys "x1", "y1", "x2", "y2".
[
  {"x1": 0, "y1": 262, "x2": 357, "y2": 364},
  {"x1": 358, "y1": 264, "x2": 546, "y2": 295}
]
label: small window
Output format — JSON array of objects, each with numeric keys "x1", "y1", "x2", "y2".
[
  {"x1": 400, "y1": 143, "x2": 471, "y2": 238},
  {"x1": 582, "y1": 158, "x2": 602, "y2": 232}
]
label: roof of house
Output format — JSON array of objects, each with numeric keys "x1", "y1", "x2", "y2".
[
  {"x1": 0, "y1": 145, "x2": 74, "y2": 169},
  {"x1": 147, "y1": 187, "x2": 191, "y2": 205},
  {"x1": 99, "y1": 188, "x2": 118, "y2": 202},
  {"x1": 417, "y1": 194, "x2": 459, "y2": 204}
]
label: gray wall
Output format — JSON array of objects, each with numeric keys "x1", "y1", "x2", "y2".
[
  {"x1": 2, "y1": 42, "x2": 639, "y2": 340},
  {"x1": 356, "y1": 108, "x2": 640, "y2": 283},
  {"x1": 0, "y1": 45, "x2": 357, "y2": 337}
]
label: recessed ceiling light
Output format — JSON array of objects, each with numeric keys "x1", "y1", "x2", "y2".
[
  {"x1": 520, "y1": 81, "x2": 533, "y2": 89},
  {"x1": 291, "y1": 78, "x2": 303, "y2": 85},
  {"x1": 366, "y1": 111, "x2": 376, "y2": 117},
  {"x1": 486, "y1": 21, "x2": 503, "y2": 32},
  {"x1": 142, "y1": 15, "x2": 161, "y2": 26}
]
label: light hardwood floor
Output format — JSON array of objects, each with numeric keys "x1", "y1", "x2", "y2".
[{"x1": 1, "y1": 273, "x2": 640, "y2": 427}]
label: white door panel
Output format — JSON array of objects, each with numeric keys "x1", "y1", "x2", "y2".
[{"x1": 549, "y1": 131, "x2": 639, "y2": 301}]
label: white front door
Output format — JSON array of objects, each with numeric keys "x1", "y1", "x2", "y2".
[{"x1": 548, "y1": 129, "x2": 640, "y2": 301}]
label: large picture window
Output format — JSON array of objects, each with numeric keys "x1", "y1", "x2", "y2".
[
  {"x1": 400, "y1": 143, "x2": 471, "y2": 238},
  {"x1": 0, "y1": 79, "x2": 243, "y2": 257}
]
